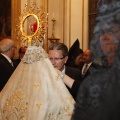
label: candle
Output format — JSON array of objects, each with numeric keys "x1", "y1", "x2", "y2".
[{"x1": 53, "y1": 12, "x2": 55, "y2": 19}]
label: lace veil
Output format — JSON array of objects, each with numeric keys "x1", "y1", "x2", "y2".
[{"x1": 72, "y1": 0, "x2": 120, "y2": 120}]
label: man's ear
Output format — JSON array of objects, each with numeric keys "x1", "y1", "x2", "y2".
[{"x1": 64, "y1": 56, "x2": 68, "y2": 63}]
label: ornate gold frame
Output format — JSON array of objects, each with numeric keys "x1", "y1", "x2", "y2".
[
  {"x1": 15, "y1": 2, "x2": 47, "y2": 47},
  {"x1": 20, "y1": 14, "x2": 39, "y2": 39}
]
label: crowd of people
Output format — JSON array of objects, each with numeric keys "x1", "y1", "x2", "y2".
[{"x1": 1, "y1": 0, "x2": 120, "y2": 119}]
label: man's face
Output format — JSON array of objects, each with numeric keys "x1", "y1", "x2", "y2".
[
  {"x1": 82, "y1": 50, "x2": 92, "y2": 64},
  {"x1": 48, "y1": 50, "x2": 68, "y2": 71}
]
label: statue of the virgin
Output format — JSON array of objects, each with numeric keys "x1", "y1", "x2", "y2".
[{"x1": 0, "y1": 45, "x2": 75, "y2": 120}]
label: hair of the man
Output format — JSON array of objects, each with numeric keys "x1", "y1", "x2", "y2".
[
  {"x1": 0, "y1": 38, "x2": 14, "y2": 52},
  {"x1": 48, "y1": 43, "x2": 68, "y2": 57}
]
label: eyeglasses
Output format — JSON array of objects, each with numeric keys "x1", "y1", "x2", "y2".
[{"x1": 49, "y1": 56, "x2": 65, "y2": 62}]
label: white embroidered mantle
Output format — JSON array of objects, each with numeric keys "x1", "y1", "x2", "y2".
[{"x1": 0, "y1": 46, "x2": 75, "y2": 120}]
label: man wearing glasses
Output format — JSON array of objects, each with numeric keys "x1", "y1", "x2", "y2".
[
  {"x1": 48, "y1": 43, "x2": 81, "y2": 100},
  {"x1": 0, "y1": 38, "x2": 16, "y2": 91}
]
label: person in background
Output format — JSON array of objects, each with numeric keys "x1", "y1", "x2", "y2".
[
  {"x1": 48, "y1": 43, "x2": 81, "y2": 100},
  {"x1": 81, "y1": 49, "x2": 93, "y2": 79},
  {"x1": 0, "y1": 38, "x2": 16, "y2": 91},
  {"x1": 66, "y1": 39, "x2": 84, "y2": 70},
  {"x1": 74, "y1": 49, "x2": 84, "y2": 68},
  {"x1": 13, "y1": 46, "x2": 27, "y2": 69}
]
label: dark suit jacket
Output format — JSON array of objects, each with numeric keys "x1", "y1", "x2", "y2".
[
  {"x1": 65, "y1": 66, "x2": 81, "y2": 100},
  {"x1": 65, "y1": 66, "x2": 81, "y2": 82},
  {"x1": 0, "y1": 54, "x2": 15, "y2": 91},
  {"x1": 70, "y1": 63, "x2": 98, "y2": 100},
  {"x1": 12, "y1": 58, "x2": 21, "y2": 69}
]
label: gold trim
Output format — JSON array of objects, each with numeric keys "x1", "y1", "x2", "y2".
[
  {"x1": 15, "y1": 3, "x2": 48, "y2": 47},
  {"x1": 20, "y1": 14, "x2": 40, "y2": 39},
  {"x1": 12, "y1": 0, "x2": 21, "y2": 40},
  {"x1": 11, "y1": 0, "x2": 21, "y2": 58}
]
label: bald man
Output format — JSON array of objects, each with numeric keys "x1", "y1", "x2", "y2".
[{"x1": 0, "y1": 38, "x2": 16, "y2": 91}]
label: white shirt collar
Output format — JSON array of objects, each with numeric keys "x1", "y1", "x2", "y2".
[
  {"x1": 62, "y1": 65, "x2": 65, "y2": 74},
  {"x1": 86, "y1": 62, "x2": 92, "y2": 67}
]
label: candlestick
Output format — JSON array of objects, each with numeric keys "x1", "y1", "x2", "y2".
[
  {"x1": 51, "y1": 18, "x2": 56, "y2": 38},
  {"x1": 48, "y1": 18, "x2": 60, "y2": 44}
]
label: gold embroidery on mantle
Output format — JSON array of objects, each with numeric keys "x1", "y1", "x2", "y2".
[
  {"x1": 47, "y1": 96, "x2": 75, "y2": 120},
  {"x1": 33, "y1": 83, "x2": 40, "y2": 90},
  {"x1": 1, "y1": 89, "x2": 28, "y2": 120},
  {"x1": 36, "y1": 103, "x2": 42, "y2": 110},
  {"x1": 64, "y1": 96, "x2": 74, "y2": 117},
  {"x1": 56, "y1": 74, "x2": 60, "y2": 81}
]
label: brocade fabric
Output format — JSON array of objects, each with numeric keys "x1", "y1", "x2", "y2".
[{"x1": 0, "y1": 46, "x2": 75, "y2": 120}]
